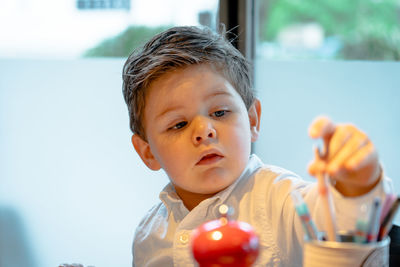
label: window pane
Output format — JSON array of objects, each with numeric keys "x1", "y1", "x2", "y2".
[
  {"x1": 254, "y1": 0, "x2": 400, "y2": 225},
  {"x1": 257, "y1": 0, "x2": 400, "y2": 61},
  {"x1": 0, "y1": 0, "x2": 218, "y2": 59}
]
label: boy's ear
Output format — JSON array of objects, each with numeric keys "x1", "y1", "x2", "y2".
[
  {"x1": 131, "y1": 134, "x2": 161, "y2": 171},
  {"x1": 248, "y1": 98, "x2": 261, "y2": 142}
]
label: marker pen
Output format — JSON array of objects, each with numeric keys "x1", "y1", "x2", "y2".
[
  {"x1": 291, "y1": 190, "x2": 319, "y2": 240},
  {"x1": 379, "y1": 194, "x2": 397, "y2": 225},
  {"x1": 315, "y1": 145, "x2": 337, "y2": 242},
  {"x1": 378, "y1": 197, "x2": 400, "y2": 241},
  {"x1": 354, "y1": 203, "x2": 369, "y2": 243},
  {"x1": 366, "y1": 197, "x2": 382, "y2": 243}
]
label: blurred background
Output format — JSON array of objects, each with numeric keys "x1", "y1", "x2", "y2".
[{"x1": 0, "y1": 0, "x2": 399, "y2": 266}]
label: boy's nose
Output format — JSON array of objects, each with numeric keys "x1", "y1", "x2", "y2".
[{"x1": 192, "y1": 118, "x2": 217, "y2": 144}]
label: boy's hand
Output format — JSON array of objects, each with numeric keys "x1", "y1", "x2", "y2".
[{"x1": 307, "y1": 116, "x2": 381, "y2": 197}]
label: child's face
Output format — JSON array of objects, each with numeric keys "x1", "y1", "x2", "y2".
[{"x1": 132, "y1": 64, "x2": 260, "y2": 203}]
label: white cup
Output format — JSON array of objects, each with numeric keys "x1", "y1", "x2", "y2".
[{"x1": 303, "y1": 234, "x2": 390, "y2": 267}]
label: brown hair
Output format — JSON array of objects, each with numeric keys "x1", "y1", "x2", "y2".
[{"x1": 122, "y1": 26, "x2": 254, "y2": 140}]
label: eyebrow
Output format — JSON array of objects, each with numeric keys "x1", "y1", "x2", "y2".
[
  {"x1": 206, "y1": 90, "x2": 232, "y2": 100},
  {"x1": 155, "y1": 104, "x2": 185, "y2": 120},
  {"x1": 155, "y1": 89, "x2": 233, "y2": 120}
]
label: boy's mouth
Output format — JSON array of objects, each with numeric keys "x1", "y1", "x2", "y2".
[{"x1": 196, "y1": 153, "x2": 223, "y2": 165}]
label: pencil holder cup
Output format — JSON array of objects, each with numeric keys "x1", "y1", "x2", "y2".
[{"x1": 303, "y1": 233, "x2": 390, "y2": 267}]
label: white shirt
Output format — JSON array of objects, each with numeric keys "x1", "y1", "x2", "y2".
[{"x1": 132, "y1": 155, "x2": 393, "y2": 266}]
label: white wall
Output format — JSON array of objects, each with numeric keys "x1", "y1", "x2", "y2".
[
  {"x1": 254, "y1": 59, "x2": 400, "y2": 224},
  {"x1": 0, "y1": 59, "x2": 167, "y2": 267}
]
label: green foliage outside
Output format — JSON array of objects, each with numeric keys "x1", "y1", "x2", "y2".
[
  {"x1": 83, "y1": 25, "x2": 169, "y2": 57},
  {"x1": 259, "y1": 0, "x2": 400, "y2": 60},
  {"x1": 85, "y1": 1, "x2": 400, "y2": 60}
]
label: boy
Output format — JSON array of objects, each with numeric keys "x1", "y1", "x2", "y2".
[{"x1": 122, "y1": 26, "x2": 393, "y2": 266}]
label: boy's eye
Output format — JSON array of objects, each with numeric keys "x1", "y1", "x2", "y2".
[
  {"x1": 213, "y1": 110, "x2": 227, "y2": 117},
  {"x1": 171, "y1": 121, "x2": 187, "y2": 130}
]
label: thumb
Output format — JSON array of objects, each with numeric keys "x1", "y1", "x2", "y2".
[{"x1": 308, "y1": 148, "x2": 327, "y2": 177}]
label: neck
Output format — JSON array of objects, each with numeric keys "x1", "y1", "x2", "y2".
[{"x1": 174, "y1": 186, "x2": 219, "y2": 211}]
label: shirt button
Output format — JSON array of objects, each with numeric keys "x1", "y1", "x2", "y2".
[{"x1": 179, "y1": 233, "x2": 189, "y2": 244}]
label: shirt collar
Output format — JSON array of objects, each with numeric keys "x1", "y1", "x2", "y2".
[{"x1": 159, "y1": 154, "x2": 264, "y2": 219}]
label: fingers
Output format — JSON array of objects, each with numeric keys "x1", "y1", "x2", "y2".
[
  {"x1": 345, "y1": 142, "x2": 377, "y2": 171},
  {"x1": 327, "y1": 124, "x2": 364, "y2": 161},
  {"x1": 308, "y1": 116, "x2": 381, "y2": 195},
  {"x1": 325, "y1": 124, "x2": 373, "y2": 176},
  {"x1": 308, "y1": 116, "x2": 377, "y2": 174},
  {"x1": 308, "y1": 115, "x2": 336, "y2": 140}
]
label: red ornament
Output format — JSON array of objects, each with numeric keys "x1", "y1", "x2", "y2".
[{"x1": 191, "y1": 205, "x2": 259, "y2": 267}]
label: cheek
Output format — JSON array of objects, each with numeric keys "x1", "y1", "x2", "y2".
[
  {"x1": 151, "y1": 136, "x2": 189, "y2": 171},
  {"x1": 223, "y1": 117, "x2": 252, "y2": 153},
  {"x1": 235, "y1": 114, "x2": 252, "y2": 138}
]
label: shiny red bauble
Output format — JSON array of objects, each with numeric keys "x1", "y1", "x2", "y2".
[{"x1": 191, "y1": 216, "x2": 260, "y2": 267}]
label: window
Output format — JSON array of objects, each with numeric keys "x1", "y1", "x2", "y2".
[
  {"x1": 0, "y1": 0, "x2": 218, "y2": 59},
  {"x1": 252, "y1": 1, "x2": 400, "y2": 217},
  {"x1": 257, "y1": 0, "x2": 400, "y2": 61}
]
